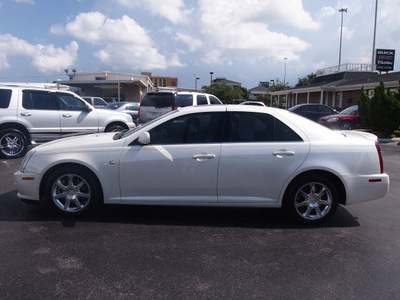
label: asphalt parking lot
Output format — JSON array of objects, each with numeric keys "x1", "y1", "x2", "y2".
[{"x1": 1, "y1": 142, "x2": 400, "y2": 299}]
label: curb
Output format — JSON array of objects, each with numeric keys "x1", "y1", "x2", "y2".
[{"x1": 378, "y1": 137, "x2": 400, "y2": 144}]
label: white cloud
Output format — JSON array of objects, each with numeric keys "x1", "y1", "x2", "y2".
[
  {"x1": 116, "y1": 0, "x2": 192, "y2": 24},
  {"x1": 317, "y1": 7, "x2": 336, "y2": 19},
  {"x1": 0, "y1": 34, "x2": 78, "y2": 73},
  {"x1": 174, "y1": 33, "x2": 203, "y2": 52},
  {"x1": 62, "y1": 12, "x2": 181, "y2": 70},
  {"x1": 13, "y1": 0, "x2": 34, "y2": 4},
  {"x1": 197, "y1": 0, "x2": 313, "y2": 64}
]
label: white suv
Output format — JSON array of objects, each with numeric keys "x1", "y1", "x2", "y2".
[
  {"x1": 138, "y1": 91, "x2": 222, "y2": 124},
  {"x1": 0, "y1": 85, "x2": 136, "y2": 159}
]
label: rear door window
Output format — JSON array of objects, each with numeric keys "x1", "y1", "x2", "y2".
[
  {"x1": 22, "y1": 90, "x2": 57, "y2": 110},
  {"x1": 141, "y1": 93, "x2": 175, "y2": 108},
  {"x1": 0, "y1": 89, "x2": 12, "y2": 108},
  {"x1": 197, "y1": 95, "x2": 208, "y2": 105},
  {"x1": 175, "y1": 94, "x2": 193, "y2": 107},
  {"x1": 226, "y1": 112, "x2": 302, "y2": 142}
]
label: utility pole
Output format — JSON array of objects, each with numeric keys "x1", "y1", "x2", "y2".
[{"x1": 338, "y1": 8, "x2": 347, "y2": 71}]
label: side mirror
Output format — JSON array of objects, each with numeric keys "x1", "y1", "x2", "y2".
[
  {"x1": 84, "y1": 105, "x2": 93, "y2": 112},
  {"x1": 138, "y1": 132, "x2": 150, "y2": 145}
]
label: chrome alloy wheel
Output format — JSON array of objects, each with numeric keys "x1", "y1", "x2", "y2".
[
  {"x1": 51, "y1": 173, "x2": 91, "y2": 213},
  {"x1": 294, "y1": 182, "x2": 333, "y2": 221},
  {"x1": 0, "y1": 132, "x2": 24, "y2": 157}
]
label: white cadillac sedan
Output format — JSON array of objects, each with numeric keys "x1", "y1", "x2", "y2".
[{"x1": 14, "y1": 105, "x2": 390, "y2": 224}]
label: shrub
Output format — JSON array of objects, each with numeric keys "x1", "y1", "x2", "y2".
[{"x1": 359, "y1": 81, "x2": 400, "y2": 133}]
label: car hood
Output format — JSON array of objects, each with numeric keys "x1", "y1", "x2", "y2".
[{"x1": 32, "y1": 132, "x2": 120, "y2": 154}]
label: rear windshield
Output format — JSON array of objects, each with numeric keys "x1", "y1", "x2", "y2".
[
  {"x1": 175, "y1": 94, "x2": 193, "y2": 107},
  {"x1": 0, "y1": 89, "x2": 12, "y2": 108},
  {"x1": 141, "y1": 93, "x2": 175, "y2": 108}
]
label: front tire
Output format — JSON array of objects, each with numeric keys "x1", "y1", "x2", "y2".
[
  {"x1": 284, "y1": 175, "x2": 339, "y2": 225},
  {"x1": 43, "y1": 166, "x2": 101, "y2": 216},
  {"x1": 0, "y1": 128, "x2": 29, "y2": 159},
  {"x1": 341, "y1": 121, "x2": 353, "y2": 130},
  {"x1": 105, "y1": 124, "x2": 126, "y2": 132}
]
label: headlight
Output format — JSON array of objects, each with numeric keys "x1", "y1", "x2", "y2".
[
  {"x1": 20, "y1": 149, "x2": 36, "y2": 172},
  {"x1": 327, "y1": 118, "x2": 339, "y2": 123}
]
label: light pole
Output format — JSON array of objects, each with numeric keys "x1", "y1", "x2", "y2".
[
  {"x1": 210, "y1": 72, "x2": 213, "y2": 91},
  {"x1": 195, "y1": 77, "x2": 199, "y2": 91},
  {"x1": 338, "y1": 8, "x2": 347, "y2": 71},
  {"x1": 283, "y1": 58, "x2": 287, "y2": 86},
  {"x1": 371, "y1": 0, "x2": 378, "y2": 71}
]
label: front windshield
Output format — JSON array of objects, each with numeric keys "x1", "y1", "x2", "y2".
[
  {"x1": 120, "y1": 109, "x2": 180, "y2": 139},
  {"x1": 340, "y1": 105, "x2": 357, "y2": 115}
]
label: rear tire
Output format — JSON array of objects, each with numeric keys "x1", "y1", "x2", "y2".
[
  {"x1": 284, "y1": 174, "x2": 339, "y2": 225},
  {"x1": 0, "y1": 128, "x2": 29, "y2": 159},
  {"x1": 43, "y1": 166, "x2": 102, "y2": 216}
]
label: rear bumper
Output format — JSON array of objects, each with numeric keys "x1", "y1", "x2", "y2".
[{"x1": 344, "y1": 173, "x2": 390, "y2": 205}]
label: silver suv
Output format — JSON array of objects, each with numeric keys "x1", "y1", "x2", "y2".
[
  {"x1": 138, "y1": 91, "x2": 222, "y2": 124},
  {"x1": 0, "y1": 85, "x2": 136, "y2": 159}
]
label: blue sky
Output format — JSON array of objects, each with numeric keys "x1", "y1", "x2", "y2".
[{"x1": 0, "y1": 0, "x2": 399, "y2": 89}]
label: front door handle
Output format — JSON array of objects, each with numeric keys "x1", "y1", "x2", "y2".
[
  {"x1": 62, "y1": 113, "x2": 72, "y2": 118},
  {"x1": 273, "y1": 150, "x2": 295, "y2": 158},
  {"x1": 192, "y1": 153, "x2": 216, "y2": 161}
]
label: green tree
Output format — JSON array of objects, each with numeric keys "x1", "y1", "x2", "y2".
[
  {"x1": 359, "y1": 81, "x2": 400, "y2": 133},
  {"x1": 295, "y1": 73, "x2": 317, "y2": 87},
  {"x1": 269, "y1": 78, "x2": 290, "y2": 92},
  {"x1": 203, "y1": 82, "x2": 248, "y2": 102}
]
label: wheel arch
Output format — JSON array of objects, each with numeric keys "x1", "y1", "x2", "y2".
[
  {"x1": 283, "y1": 170, "x2": 347, "y2": 206},
  {"x1": 0, "y1": 122, "x2": 31, "y2": 143},
  {"x1": 39, "y1": 162, "x2": 104, "y2": 204},
  {"x1": 105, "y1": 121, "x2": 128, "y2": 132}
]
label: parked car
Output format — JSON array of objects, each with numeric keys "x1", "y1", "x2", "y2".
[
  {"x1": 82, "y1": 96, "x2": 108, "y2": 108},
  {"x1": 0, "y1": 85, "x2": 136, "y2": 159},
  {"x1": 318, "y1": 105, "x2": 361, "y2": 130},
  {"x1": 14, "y1": 105, "x2": 389, "y2": 225},
  {"x1": 289, "y1": 104, "x2": 338, "y2": 122},
  {"x1": 240, "y1": 101, "x2": 267, "y2": 106},
  {"x1": 104, "y1": 102, "x2": 140, "y2": 122},
  {"x1": 137, "y1": 91, "x2": 222, "y2": 124}
]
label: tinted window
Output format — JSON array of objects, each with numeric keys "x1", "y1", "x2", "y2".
[
  {"x1": 304, "y1": 105, "x2": 318, "y2": 112},
  {"x1": 209, "y1": 96, "x2": 221, "y2": 105},
  {"x1": 0, "y1": 89, "x2": 12, "y2": 108},
  {"x1": 318, "y1": 106, "x2": 333, "y2": 113},
  {"x1": 141, "y1": 93, "x2": 175, "y2": 108},
  {"x1": 125, "y1": 105, "x2": 139, "y2": 111},
  {"x1": 57, "y1": 93, "x2": 87, "y2": 111},
  {"x1": 197, "y1": 95, "x2": 208, "y2": 105},
  {"x1": 149, "y1": 112, "x2": 225, "y2": 144},
  {"x1": 227, "y1": 112, "x2": 302, "y2": 142},
  {"x1": 93, "y1": 98, "x2": 106, "y2": 106},
  {"x1": 175, "y1": 94, "x2": 193, "y2": 107},
  {"x1": 22, "y1": 91, "x2": 57, "y2": 110}
]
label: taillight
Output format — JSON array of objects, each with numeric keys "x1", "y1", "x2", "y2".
[
  {"x1": 375, "y1": 141, "x2": 384, "y2": 174},
  {"x1": 138, "y1": 106, "x2": 141, "y2": 118},
  {"x1": 172, "y1": 106, "x2": 177, "y2": 111}
]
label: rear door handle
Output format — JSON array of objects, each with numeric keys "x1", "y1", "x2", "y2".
[
  {"x1": 20, "y1": 112, "x2": 32, "y2": 116},
  {"x1": 273, "y1": 150, "x2": 295, "y2": 158},
  {"x1": 192, "y1": 153, "x2": 216, "y2": 161}
]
